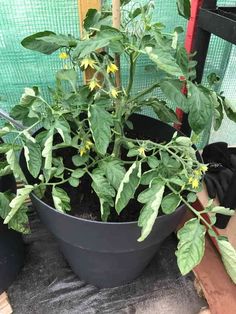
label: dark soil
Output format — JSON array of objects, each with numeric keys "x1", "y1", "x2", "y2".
[{"x1": 42, "y1": 120, "x2": 170, "y2": 223}]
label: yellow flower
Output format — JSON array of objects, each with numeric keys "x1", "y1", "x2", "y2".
[
  {"x1": 107, "y1": 62, "x2": 118, "y2": 74},
  {"x1": 188, "y1": 177, "x2": 193, "y2": 184},
  {"x1": 110, "y1": 88, "x2": 118, "y2": 98},
  {"x1": 85, "y1": 140, "x2": 93, "y2": 150},
  {"x1": 59, "y1": 52, "x2": 69, "y2": 59},
  {"x1": 193, "y1": 169, "x2": 201, "y2": 176},
  {"x1": 192, "y1": 178, "x2": 199, "y2": 189},
  {"x1": 200, "y1": 165, "x2": 208, "y2": 172},
  {"x1": 80, "y1": 57, "x2": 97, "y2": 69},
  {"x1": 89, "y1": 78, "x2": 101, "y2": 91},
  {"x1": 79, "y1": 147, "x2": 87, "y2": 156},
  {"x1": 138, "y1": 147, "x2": 146, "y2": 157}
]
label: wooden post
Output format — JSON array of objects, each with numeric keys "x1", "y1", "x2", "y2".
[
  {"x1": 78, "y1": 0, "x2": 101, "y2": 82},
  {"x1": 112, "y1": 0, "x2": 121, "y2": 88}
]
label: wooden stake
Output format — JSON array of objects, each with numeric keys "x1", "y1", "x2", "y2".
[
  {"x1": 78, "y1": 0, "x2": 101, "y2": 82},
  {"x1": 112, "y1": 0, "x2": 121, "y2": 88}
]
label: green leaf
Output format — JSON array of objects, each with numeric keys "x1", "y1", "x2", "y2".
[
  {"x1": 177, "y1": 0, "x2": 191, "y2": 20},
  {"x1": 176, "y1": 218, "x2": 206, "y2": 275},
  {"x1": 6, "y1": 149, "x2": 26, "y2": 181},
  {"x1": 54, "y1": 119, "x2": 71, "y2": 144},
  {"x1": 68, "y1": 177, "x2": 80, "y2": 187},
  {"x1": 24, "y1": 142, "x2": 42, "y2": 178},
  {"x1": 52, "y1": 186, "x2": 71, "y2": 213},
  {"x1": 0, "y1": 143, "x2": 13, "y2": 153},
  {"x1": 84, "y1": 9, "x2": 101, "y2": 31},
  {"x1": 73, "y1": 38, "x2": 110, "y2": 58},
  {"x1": 88, "y1": 104, "x2": 113, "y2": 155},
  {"x1": 151, "y1": 100, "x2": 179, "y2": 123},
  {"x1": 175, "y1": 136, "x2": 192, "y2": 146},
  {"x1": 0, "y1": 192, "x2": 29, "y2": 234},
  {"x1": 0, "y1": 126, "x2": 13, "y2": 137},
  {"x1": 138, "y1": 180, "x2": 165, "y2": 241},
  {"x1": 213, "y1": 95, "x2": 223, "y2": 131},
  {"x1": 187, "y1": 192, "x2": 197, "y2": 203},
  {"x1": 222, "y1": 98, "x2": 236, "y2": 123},
  {"x1": 72, "y1": 154, "x2": 89, "y2": 166},
  {"x1": 4, "y1": 186, "x2": 33, "y2": 224},
  {"x1": 140, "y1": 169, "x2": 158, "y2": 185},
  {"x1": 101, "y1": 159, "x2": 126, "y2": 190},
  {"x1": 38, "y1": 34, "x2": 77, "y2": 48},
  {"x1": 160, "y1": 80, "x2": 188, "y2": 112},
  {"x1": 121, "y1": 0, "x2": 132, "y2": 5},
  {"x1": 21, "y1": 31, "x2": 60, "y2": 55},
  {"x1": 71, "y1": 168, "x2": 85, "y2": 179},
  {"x1": 115, "y1": 161, "x2": 141, "y2": 214},
  {"x1": 42, "y1": 130, "x2": 54, "y2": 170},
  {"x1": 187, "y1": 82, "x2": 213, "y2": 134},
  {"x1": 56, "y1": 69, "x2": 77, "y2": 92},
  {"x1": 145, "y1": 47, "x2": 183, "y2": 77},
  {"x1": 0, "y1": 161, "x2": 12, "y2": 176},
  {"x1": 147, "y1": 156, "x2": 159, "y2": 169},
  {"x1": 161, "y1": 193, "x2": 181, "y2": 214},
  {"x1": 91, "y1": 169, "x2": 115, "y2": 221},
  {"x1": 218, "y1": 238, "x2": 236, "y2": 284},
  {"x1": 210, "y1": 206, "x2": 235, "y2": 216}
]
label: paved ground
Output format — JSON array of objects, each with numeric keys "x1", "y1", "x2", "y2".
[{"x1": 8, "y1": 211, "x2": 206, "y2": 314}]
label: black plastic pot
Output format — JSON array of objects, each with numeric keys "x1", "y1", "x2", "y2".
[
  {"x1": 21, "y1": 115, "x2": 187, "y2": 288},
  {"x1": 0, "y1": 168, "x2": 25, "y2": 293}
]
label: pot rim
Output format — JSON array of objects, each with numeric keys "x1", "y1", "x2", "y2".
[{"x1": 31, "y1": 191, "x2": 185, "y2": 226}]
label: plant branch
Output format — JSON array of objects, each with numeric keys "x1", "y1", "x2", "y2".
[{"x1": 127, "y1": 82, "x2": 160, "y2": 104}]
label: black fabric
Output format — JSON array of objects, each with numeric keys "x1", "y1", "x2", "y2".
[
  {"x1": 202, "y1": 142, "x2": 236, "y2": 228},
  {"x1": 7, "y1": 211, "x2": 206, "y2": 314}
]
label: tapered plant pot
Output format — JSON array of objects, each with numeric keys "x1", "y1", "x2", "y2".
[
  {"x1": 0, "y1": 169, "x2": 25, "y2": 293},
  {"x1": 21, "y1": 114, "x2": 187, "y2": 288}
]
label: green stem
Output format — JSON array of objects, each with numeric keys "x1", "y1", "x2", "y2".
[
  {"x1": 127, "y1": 82, "x2": 160, "y2": 104},
  {"x1": 126, "y1": 54, "x2": 136, "y2": 97}
]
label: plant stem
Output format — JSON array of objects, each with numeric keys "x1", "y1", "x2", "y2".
[
  {"x1": 126, "y1": 53, "x2": 135, "y2": 97},
  {"x1": 127, "y1": 82, "x2": 160, "y2": 104}
]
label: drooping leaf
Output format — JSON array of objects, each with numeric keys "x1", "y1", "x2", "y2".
[
  {"x1": 0, "y1": 192, "x2": 11, "y2": 220},
  {"x1": 160, "y1": 79, "x2": 188, "y2": 111},
  {"x1": 37, "y1": 34, "x2": 77, "y2": 48},
  {"x1": 84, "y1": 9, "x2": 101, "y2": 31},
  {"x1": 73, "y1": 38, "x2": 110, "y2": 58},
  {"x1": 176, "y1": 218, "x2": 206, "y2": 275},
  {"x1": 6, "y1": 149, "x2": 26, "y2": 181},
  {"x1": 101, "y1": 159, "x2": 126, "y2": 190},
  {"x1": 218, "y1": 238, "x2": 236, "y2": 284},
  {"x1": 4, "y1": 186, "x2": 33, "y2": 224},
  {"x1": 115, "y1": 161, "x2": 141, "y2": 214},
  {"x1": 177, "y1": 0, "x2": 191, "y2": 20},
  {"x1": 161, "y1": 193, "x2": 181, "y2": 214},
  {"x1": 52, "y1": 186, "x2": 71, "y2": 213},
  {"x1": 21, "y1": 31, "x2": 59, "y2": 54},
  {"x1": 88, "y1": 104, "x2": 113, "y2": 155},
  {"x1": 42, "y1": 130, "x2": 54, "y2": 170},
  {"x1": 24, "y1": 141, "x2": 42, "y2": 178},
  {"x1": 151, "y1": 100, "x2": 179, "y2": 123},
  {"x1": 222, "y1": 98, "x2": 236, "y2": 123},
  {"x1": 138, "y1": 179, "x2": 165, "y2": 241},
  {"x1": 91, "y1": 169, "x2": 115, "y2": 221},
  {"x1": 56, "y1": 69, "x2": 77, "y2": 92},
  {"x1": 210, "y1": 206, "x2": 235, "y2": 216},
  {"x1": 145, "y1": 47, "x2": 183, "y2": 77},
  {"x1": 187, "y1": 82, "x2": 213, "y2": 134},
  {"x1": 54, "y1": 119, "x2": 71, "y2": 144},
  {"x1": 140, "y1": 169, "x2": 158, "y2": 185}
]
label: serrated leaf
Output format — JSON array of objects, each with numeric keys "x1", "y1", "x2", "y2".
[
  {"x1": 88, "y1": 104, "x2": 113, "y2": 155},
  {"x1": 138, "y1": 180, "x2": 165, "y2": 241},
  {"x1": 218, "y1": 238, "x2": 236, "y2": 284},
  {"x1": 24, "y1": 141, "x2": 42, "y2": 178},
  {"x1": 161, "y1": 193, "x2": 181, "y2": 214},
  {"x1": 101, "y1": 159, "x2": 125, "y2": 190},
  {"x1": 4, "y1": 185, "x2": 33, "y2": 224},
  {"x1": 160, "y1": 80, "x2": 188, "y2": 111},
  {"x1": 176, "y1": 218, "x2": 206, "y2": 275},
  {"x1": 187, "y1": 82, "x2": 213, "y2": 134},
  {"x1": 115, "y1": 161, "x2": 141, "y2": 214},
  {"x1": 52, "y1": 186, "x2": 71, "y2": 212},
  {"x1": 146, "y1": 47, "x2": 183, "y2": 77}
]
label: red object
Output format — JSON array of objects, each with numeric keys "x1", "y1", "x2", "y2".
[{"x1": 175, "y1": 0, "x2": 204, "y2": 126}]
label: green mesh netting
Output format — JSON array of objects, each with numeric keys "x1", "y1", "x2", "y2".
[{"x1": 0, "y1": 0, "x2": 235, "y2": 145}]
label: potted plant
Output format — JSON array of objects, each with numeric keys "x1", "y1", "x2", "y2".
[
  {"x1": 0, "y1": 136, "x2": 27, "y2": 293},
  {"x1": 1, "y1": 1, "x2": 236, "y2": 288}
]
